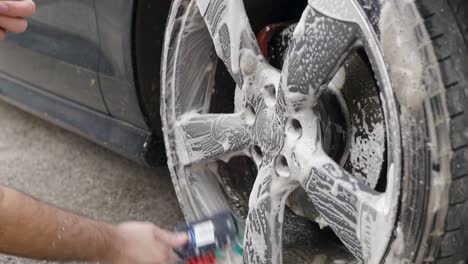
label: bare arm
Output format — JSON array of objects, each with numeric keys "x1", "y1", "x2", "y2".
[
  {"x1": 0, "y1": 186, "x2": 188, "y2": 263},
  {"x1": 0, "y1": 186, "x2": 115, "y2": 261}
]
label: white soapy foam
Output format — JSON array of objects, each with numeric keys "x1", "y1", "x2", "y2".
[
  {"x1": 378, "y1": 0, "x2": 451, "y2": 262},
  {"x1": 349, "y1": 98, "x2": 385, "y2": 188}
]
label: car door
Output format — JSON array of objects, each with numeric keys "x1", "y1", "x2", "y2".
[{"x1": 0, "y1": 0, "x2": 108, "y2": 113}]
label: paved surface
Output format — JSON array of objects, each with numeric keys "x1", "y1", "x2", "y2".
[{"x1": 0, "y1": 101, "x2": 184, "y2": 263}]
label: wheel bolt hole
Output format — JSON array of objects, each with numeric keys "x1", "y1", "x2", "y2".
[
  {"x1": 245, "y1": 104, "x2": 256, "y2": 125},
  {"x1": 251, "y1": 145, "x2": 263, "y2": 163},
  {"x1": 274, "y1": 155, "x2": 290, "y2": 178},
  {"x1": 264, "y1": 84, "x2": 276, "y2": 107},
  {"x1": 265, "y1": 84, "x2": 276, "y2": 97},
  {"x1": 287, "y1": 119, "x2": 303, "y2": 140}
]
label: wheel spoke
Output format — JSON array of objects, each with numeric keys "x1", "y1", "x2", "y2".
[
  {"x1": 281, "y1": 5, "x2": 359, "y2": 109},
  {"x1": 243, "y1": 162, "x2": 297, "y2": 264},
  {"x1": 298, "y1": 149, "x2": 391, "y2": 262},
  {"x1": 195, "y1": 0, "x2": 262, "y2": 87},
  {"x1": 175, "y1": 113, "x2": 252, "y2": 164}
]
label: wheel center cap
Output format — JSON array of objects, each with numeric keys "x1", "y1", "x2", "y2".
[{"x1": 254, "y1": 109, "x2": 285, "y2": 153}]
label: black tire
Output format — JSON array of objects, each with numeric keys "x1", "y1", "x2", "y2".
[
  {"x1": 414, "y1": 0, "x2": 468, "y2": 263},
  {"x1": 363, "y1": 0, "x2": 468, "y2": 262}
]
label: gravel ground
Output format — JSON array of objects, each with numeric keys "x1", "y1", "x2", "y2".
[{"x1": 0, "y1": 101, "x2": 184, "y2": 263}]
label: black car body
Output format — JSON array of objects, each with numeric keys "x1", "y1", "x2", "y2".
[{"x1": 0, "y1": 0, "x2": 171, "y2": 166}]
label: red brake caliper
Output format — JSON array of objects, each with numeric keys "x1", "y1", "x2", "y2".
[{"x1": 257, "y1": 22, "x2": 295, "y2": 68}]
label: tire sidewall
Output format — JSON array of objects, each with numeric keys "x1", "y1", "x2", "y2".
[{"x1": 369, "y1": 1, "x2": 452, "y2": 262}]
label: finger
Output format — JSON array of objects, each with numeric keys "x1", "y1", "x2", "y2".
[
  {"x1": 2, "y1": 0, "x2": 35, "y2": 17},
  {"x1": 153, "y1": 226, "x2": 189, "y2": 248},
  {"x1": 0, "y1": 15, "x2": 27, "y2": 33},
  {"x1": 154, "y1": 248, "x2": 178, "y2": 264},
  {"x1": 0, "y1": 2, "x2": 8, "y2": 15},
  {"x1": 0, "y1": 28, "x2": 6, "y2": 41},
  {"x1": 166, "y1": 250, "x2": 180, "y2": 264}
]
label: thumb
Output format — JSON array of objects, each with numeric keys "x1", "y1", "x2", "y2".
[{"x1": 153, "y1": 226, "x2": 189, "y2": 248}]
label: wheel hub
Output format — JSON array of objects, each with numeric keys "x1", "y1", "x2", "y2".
[{"x1": 254, "y1": 109, "x2": 285, "y2": 154}]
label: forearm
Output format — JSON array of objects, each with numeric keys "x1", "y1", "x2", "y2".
[{"x1": 0, "y1": 186, "x2": 118, "y2": 262}]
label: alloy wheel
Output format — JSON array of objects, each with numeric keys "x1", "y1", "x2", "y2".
[{"x1": 162, "y1": 0, "x2": 402, "y2": 263}]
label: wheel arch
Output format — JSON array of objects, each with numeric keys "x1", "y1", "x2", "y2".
[{"x1": 133, "y1": 0, "x2": 174, "y2": 165}]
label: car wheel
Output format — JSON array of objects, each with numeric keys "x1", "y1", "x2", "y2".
[{"x1": 161, "y1": 0, "x2": 468, "y2": 263}]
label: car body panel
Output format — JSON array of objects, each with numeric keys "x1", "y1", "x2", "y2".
[
  {"x1": 0, "y1": 0, "x2": 171, "y2": 166},
  {"x1": 0, "y1": 72, "x2": 152, "y2": 164},
  {"x1": 95, "y1": 0, "x2": 148, "y2": 129},
  {"x1": 0, "y1": 0, "x2": 107, "y2": 113}
]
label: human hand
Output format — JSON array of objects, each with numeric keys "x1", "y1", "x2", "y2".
[
  {"x1": 104, "y1": 222, "x2": 188, "y2": 264},
  {"x1": 0, "y1": 0, "x2": 36, "y2": 40}
]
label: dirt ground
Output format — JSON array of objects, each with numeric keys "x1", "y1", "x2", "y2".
[{"x1": 0, "y1": 101, "x2": 184, "y2": 263}]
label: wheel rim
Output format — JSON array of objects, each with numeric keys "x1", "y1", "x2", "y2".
[{"x1": 161, "y1": 0, "x2": 402, "y2": 263}]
